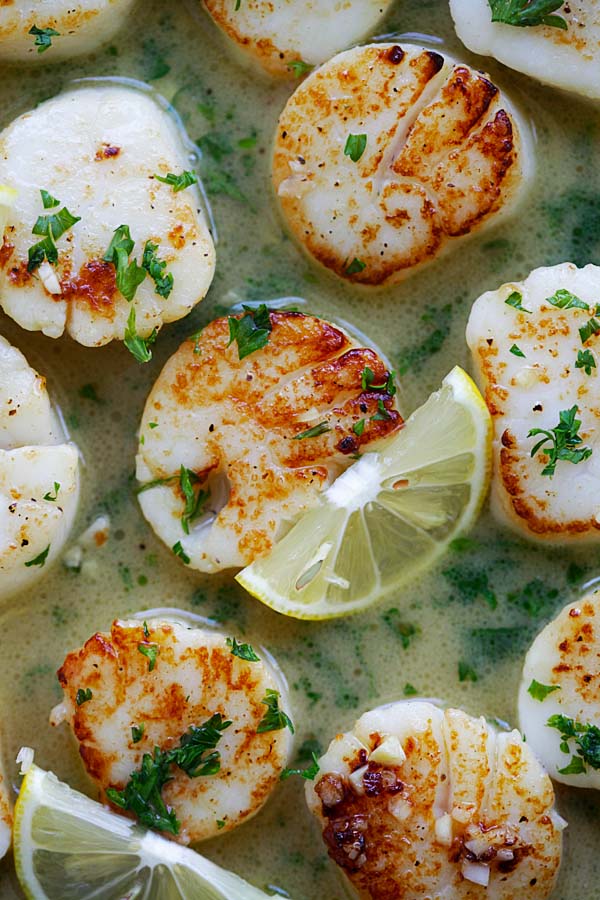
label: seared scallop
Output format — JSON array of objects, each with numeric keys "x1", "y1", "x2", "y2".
[
  {"x1": 50, "y1": 618, "x2": 293, "y2": 844},
  {"x1": 0, "y1": 334, "x2": 79, "y2": 600},
  {"x1": 466, "y1": 262, "x2": 600, "y2": 543},
  {"x1": 0, "y1": 84, "x2": 215, "y2": 348},
  {"x1": 136, "y1": 309, "x2": 402, "y2": 572},
  {"x1": 201, "y1": 0, "x2": 393, "y2": 77},
  {"x1": 0, "y1": 1, "x2": 136, "y2": 63},
  {"x1": 519, "y1": 589, "x2": 600, "y2": 789},
  {"x1": 272, "y1": 43, "x2": 533, "y2": 286},
  {"x1": 306, "y1": 701, "x2": 564, "y2": 899},
  {"x1": 450, "y1": 0, "x2": 600, "y2": 101}
]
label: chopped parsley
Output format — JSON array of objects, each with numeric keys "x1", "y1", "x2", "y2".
[
  {"x1": 29, "y1": 25, "x2": 60, "y2": 53},
  {"x1": 344, "y1": 257, "x2": 366, "y2": 276},
  {"x1": 138, "y1": 642, "x2": 159, "y2": 672},
  {"x1": 124, "y1": 306, "x2": 157, "y2": 364},
  {"x1": 287, "y1": 59, "x2": 314, "y2": 78},
  {"x1": 353, "y1": 419, "x2": 366, "y2": 437},
  {"x1": 172, "y1": 540, "x2": 190, "y2": 564},
  {"x1": 226, "y1": 637, "x2": 260, "y2": 661},
  {"x1": 403, "y1": 683, "x2": 418, "y2": 696},
  {"x1": 142, "y1": 241, "x2": 173, "y2": 299},
  {"x1": 458, "y1": 661, "x2": 478, "y2": 683},
  {"x1": 528, "y1": 679, "x2": 561, "y2": 702},
  {"x1": 104, "y1": 224, "x2": 146, "y2": 303},
  {"x1": 528, "y1": 405, "x2": 592, "y2": 477},
  {"x1": 487, "y1": 0, "x2": 567, "y2": 29},
  {"x1": 132, "y1": 724, "x2": 145, "y2": 744},
  {"x1": 227, "y1": 304, "x2": 272, "y2": 360},
  {"x1": 371, "y1": 399, "x2": 392, "y2": 421},
  {"x1": 509, "y1": 344, "x2": 526, "y2": 358},
  {"x1": 75, "y1": 688, "x2": 92, "y2": 706},
  {"x1": 547, "y1": 714, "x2": 600, "y2": 774},
  {"x1": 107, "y1": 714, "x2": 232, "y2": 834},
  {"x1": 504, "y1": 290, "x2": 531, "y2": 313},
  {"x1": 546, "y1": 288, "x2": 589, "y2": 310},
  {"x1": 579, "y1": 318, "x2": 600, "y2": 345},
  {"x1": 154, "y1": 170, "x2": 198, "y2": 192},
  {"x1": 361, "y1": 367, "x2": 396, "y2": 395},
  {"x1": 292, "y1": 421, "x2": 330, "y2": 440},
  {"x1": 179, "y1": 465, "x2": 209, "y2": 534},
  {"x1": 382, "y1": 609, "x2": 420, "y2": 649},
  {"x1": 344, "y1": 133, "x2": 367, "y2": 163},
  {"x1": 576, "y1": 348, "x2": 596, "y2": 375},
  {"x1": 257, "y1": 689, "x2": 294, "y2": 734},
  {"x1": 280, "y1": 752, "x2": 320, "y2": 782},
  {"x1": 43, "y1": 482, "x2": 60, "y2": 502},
  {"x1": 28, "y1": 192, "x2": 81, "y2": 272},
  {"x1": 24, "y1": 545, "x2": 50, "y2": 568}
]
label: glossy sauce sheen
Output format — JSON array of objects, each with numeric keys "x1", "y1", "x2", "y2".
[{"x1": 0, "y1": 2, "x2": 599, "y2": 898}]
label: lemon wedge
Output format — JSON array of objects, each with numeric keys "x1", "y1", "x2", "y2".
[
  {"x1": 14, "y1": 753, "x2": 276, "y2": 900},
  {"x1": 237, "y1": 367, "x2": 491, "y2": 619}
]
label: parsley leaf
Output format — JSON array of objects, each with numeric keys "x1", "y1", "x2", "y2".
[
  {"x1": 403, "y1": 682, "x2": 418, "y2": 696},
  {"x1": 27, "y1": 193, "x2": 81, "y2": 272},
  {"x1": 353, "y1": 419, "x2": 365, "y2": 437},
  {"x1": 174, "y1": 714, "x2": 233, "y2": 777},
  {"x1": 509, "y1": 343, "x2": 526, "y2": 358},
  {"x1": 579, "y1": 317, "x2": 600, "y2": 345},
  {"x1": 292, "y1": 421, "x2": 330, "y2": 440},
  {"x1": 226, "y1": 637, "x2": 260, "y2": 661},
  {"x1": 29, "y1": 25, "x2": 60, "y2": 53},
  {"x1": 382, "y1": 609, "x2": 420, "y2": 649},
  {"x1": 142, "y1": 241, "x2": 173, "y2": 299},
  {"x1": 124, "y1": 306, "x2": 157, "y2": 364},
  {"x1": 40, "y1": 190, "x2": 59, "y2": 209},
  {"x1": 287, "y1": 59, "x2": 314, "y2": 77},
  {"x1": 138, "y1": 642, "x2": 159, "y2": 671},
  {"x1": 172, "y1": 540, "x2": 190, "y2": 564},
  {"x1": 546, "y1": 288, "x2": 589, "y2": 310},
  {"x1": 371, "y1": 398, "x2": 392, "y2": 421},
  {"x1": 504, "y1": 290, "x2": 531, "y2": 313},
  {"x1": 104, "y1": 225, "x2": 146, "y2": 302},
  {"x1": 154, "y1": 170, "x2": 198, "y2": 192},
  {"x1": 487, "y1": 0, "x2": 568, "y2": 29},
  {"x1": 361, "y1": 367, "x2": 396, "y2": 395},
  {"x1": 179, "y1": 465, "x2": 209, "y2": 534},
  {"x1": 24, "y1": 545, "x2": 50, "y2": 568},
  {"x1": 76, "y1": 688, "x2": 92, "y2": 706},
  {"x1": 43, "y1": 482, "x2": 60, "y2": 502},
  {"x1": 257, "y1": 689, "x2": 294, "y2": 734},
  {"x1": 344, "y1": 257, "x2": 366, "y2": 276},
  {"x1": 528, "y1": 405, "x2": 592, "y2": 477},
  {"x1": 132, "y1": 724, "x2": 145, "y2": 743},
  {"x1": 280, "y1": 752, "x2": 320, "y2": 782},
  {"x1": 528, "y1": 679, "x2": 561, "y2": 701},
  {"x1": 344, "y1": 133, "x2": 367, "y2": 163},
  {"x1": 458, "y1": 661, "x2": 478, "y2": 682},
  {"x1": 227, "y1": 304, "x2": 272, "y2": 360},
  {"x1": 576, "y1": 348, "x2": 596, "y2": 375},
  {"x1": 547, "y1": 713, "x2": 600, "y2": 773}
]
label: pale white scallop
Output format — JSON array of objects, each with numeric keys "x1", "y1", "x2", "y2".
[
  {"x1": 466, "y1": 262, "x2": 600, "y2": 543},
  {"x1": 0, "y1": 1, "x2": 137, "y2": 63},
  {"x1": 519, "y1": 590, "x2": 600, "y2": 789},
  {"x1": 272, "y1": 43, "x2": 533, "y2": 287},
  {"x1": 450, "y1": 0, "x2": 600, "y2": 101},
  {"x1": 201, "y1": 0, "x2": 394, "y2": 77},
  {"x1": 306, "y1": 700, "x2": 564, "y2": 899},
  {"x1": 0, "y1": 84, "x2": 215, "y2": 348},
  {"x1": 0, "y1": 334, "x2": 79, "y2": 600},
  {"x1": 50, "y1": 618, "x2": 293, "y2": 844},
  {"x1": 0, "y1": 732, "x2": 12, "y2": 860}
]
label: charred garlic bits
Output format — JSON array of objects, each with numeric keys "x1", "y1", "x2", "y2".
[
  {"x1": 450, "y1": 0, "x2": 600, "y2": 101},
  {"x1": 0, "y1": 85, "x2": 215, "y2": 349},
  {"x1": 135, "y1": 309, "x2": 401, "y2": 572},
  {"x1": 201, "y1": 0, "x2": 394, "y2": 77},
  {"x1": 306, "y1": 701, "x2": 564, "y2": 899},
  {"x1": 0, "y1": 1, "x2": 137, "y2": 63},
  {"x1": 466, "y1": 262, "x2": 600, "y2": 543},
  {"x1": 519, "y1": 590, "x2": 600, "y2": 789},
  {"x1": 50, "y1": 619, "x2": 293, "y2": 843},
  {"x1": 0, "y1": 335, "x2": 79, "y2": 600},
  {"x1": 272, "y1": 43, "x2": 532, "y2": 286}
]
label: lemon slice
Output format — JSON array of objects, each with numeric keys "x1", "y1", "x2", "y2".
[
  {"x1": 14, "y1": 754, "x2": 275, "y2": 900},
  {"x1": 237, "y1": 367, "x2": 491, "y2": 619}
]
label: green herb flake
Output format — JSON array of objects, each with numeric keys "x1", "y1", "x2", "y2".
[
  {"x1": 27, "y1": 196, "x2": 81, "y2": 272},
  {"x1": 142, "y1": 241, "x2": 173, "y2": 299},
  {"x1": 138, "y1": 643, "x2": 159, "y2": 672},
  {"x1": 344, "y1": 133, "x2": 367, "y2": 163},
  {"x1": 154, "y1": 170, "x2": 198, "y2": 192},
  {"x1": 576, "y1": 349, "x2": 596, "y2": 375},
  {"x1": 76, "y1": 688, "x2": 92, "y2": 706},
  {"x1": 458, "y1": 661, "x2": 478, "y2": 683},
  {"x1": 509, "y1": 344, "x2": 526, "y2": 358},
  {"x1": 179, "y1": 465, "x2": 209, "y2": 534},
  {"x1": 40, "y1": 190, "x2": 59, "y2": 209},
  {"x1": 504, "y1": 290, "x2": 531, "y2": 313},
  {"x1": 287, "y1": 59, "x2": 314, "y2": 78},
  {"x1": 546, "y1": 288, "x2": 589, "y2": 310},
  {"x1": 579, "y1": 317, "x2": 600, "y2": 345},
  {"x1": 280, "y1": 752, "x2": 320, "y2": 782},
  {"x1": 558, "y1": 755, "x2": 587, "y2": 775},
  {"x1": 371, "y1": 398, "x2": 392, "y2": 422},
  {"x1": 124, "y1": 306, "x2": 157, "y2": 364},
  {"x1": 292, "y1": 421, "x2": 330, "y2": 440},
  {"x1": 24, "y1": 545, "x2": 50, "y2": 568},
  {"x1": 547, "y1": 713, "x2": 600, "y2": 774},
  {"x1": 227, "y1": 304, "x2": 272, "y2": 360},
  {"x1": 528, "y1": 405, "x2": 592, "y2": 477},
  {"x1": 43, "y1": 482, "x2": 60, "y2": 502},
  {"x1": 226, "y1": 637, "x2": 260, "y2": 662},
  {"x1": 528, "y1": 679, "x2": 561, "y2": 702},
  {"x1": 104, "y1": 225, "x2": 146, "y2": 303},
  {"x1": 172, "y1": 541, "x2": 190, "y2": 564},
  {"x1": 353, "y1": 419, "x2": 366, "y2": 437},
  {"x1": 257, "y1": 689, "x2": 294, "y2": 734},
  {"x1": 382, "y1": 609, "x2": 420, "y2": 649},
  {"x1": 487, "y1": 0, "x2": 568, "y2": 30},
  {"x1": 403, "y1": 683, "x2": 418, "y2": 696},
  {"x1": 344, "y1": 257, "x2": 366, "y2": 276},
  {"x1": 131, "y1": 724, "x2": 145, "y2": 744},
  {"x1": 216, "y1": 819, "x2": 226, "y2": 829},
  {"x1": 29, "y1": 25, "x2": 60, "y2": 53},
  {"x1": 361, "y1": 366, "x2": 396, "y2": 396}
]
